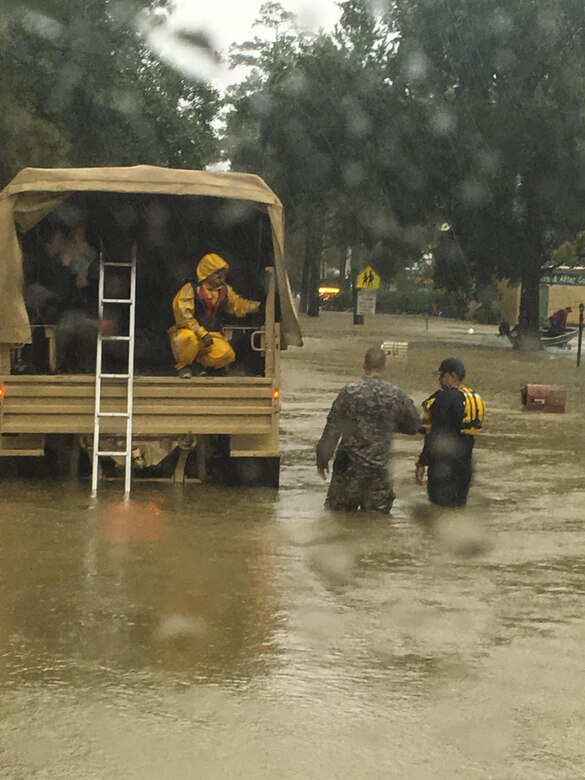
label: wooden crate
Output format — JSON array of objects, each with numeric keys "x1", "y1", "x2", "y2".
[{"x1": 381, "y1": 341, "x2": 408, "y2": 360}]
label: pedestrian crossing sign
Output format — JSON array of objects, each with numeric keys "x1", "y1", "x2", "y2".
[{"x1": 356, "y1": 266, "x2": 381, "y2": 289}]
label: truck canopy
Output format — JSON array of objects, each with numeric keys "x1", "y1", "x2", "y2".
[{"x1": 0, "y1": 165, "x2": 302, "y2": 347}]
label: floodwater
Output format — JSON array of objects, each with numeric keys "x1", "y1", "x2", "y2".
[{"x1": 1, "y1": 311, "x2": 585, "y2": 779}]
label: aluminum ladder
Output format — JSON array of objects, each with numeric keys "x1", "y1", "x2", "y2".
[{"x1": 91, "y1": 247, "x2": 137, "y2": 501}]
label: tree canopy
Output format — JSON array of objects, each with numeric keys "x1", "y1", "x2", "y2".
[
  {"x1": 0, "y1": 0, "x2": 219, "y2": 186},
  {"x1": 222, "y1": 0, "x2": 585, "y2": 331},
  {"x1": 223, "y1": 1, "x2": 432, "y2": 314},
  {"x1": 388, "y1": 0, "x2": 585, "y2": 334},
  {"x1": 3, "y1": 0, "x2": 585, "y2": 336}
]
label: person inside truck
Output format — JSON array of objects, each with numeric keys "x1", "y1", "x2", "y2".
[
  {"x1": 21, "y1": 218, "x2": 98, "y2": 373},
  {"x1": 45, "y1": 218, "x2": 98, "y2": 373},
  {"x1": 168, "y1": 252, "x2": 261, "y2": 378}
]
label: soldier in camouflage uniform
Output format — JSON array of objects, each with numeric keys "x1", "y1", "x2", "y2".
[{"x1": 316, "y1": 347, "x2": 420, "y2": 513}]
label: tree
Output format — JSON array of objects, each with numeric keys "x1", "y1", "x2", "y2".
[
  {"x1": 387, "y1": 0, "x2": 585, "y2": 343},
  {"x1": 0, "y1": 19, "x2": 70, "y2": 184},
  {"x1": 223, "y1": 0, "x2": 585, "y2": 337},
  {"x1": 0, "y1": 0, "x2": 220, "y2": 186},
  {"x1": 223, "y1": 1, "x2": 430, "y2": 314}
]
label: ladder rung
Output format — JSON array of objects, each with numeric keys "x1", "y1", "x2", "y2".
[
  {"x1": 93, "y1": 247, "x2": 136, "y2": 499},
  {"x1": 96, "y1": 451, "x2": 128, "y2": 457}
]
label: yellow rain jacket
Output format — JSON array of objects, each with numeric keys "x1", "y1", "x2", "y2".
[{"x1": 172, "y1": 253, "x2": 260, "y2": 337}]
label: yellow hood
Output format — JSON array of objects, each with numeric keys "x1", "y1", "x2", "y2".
[{"x1": 196, "y1": 253, "x2": 229, "y2": 282}]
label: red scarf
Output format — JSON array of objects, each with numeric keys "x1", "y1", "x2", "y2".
[{"x1": 196, "y1": 284, "x2": 227, "y2": 319}]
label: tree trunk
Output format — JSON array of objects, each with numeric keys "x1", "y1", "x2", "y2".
[
  {"x1": 299, "y1": 244, "x2": 310, "y2": 314},
  {"x1": 338, "y1": 243, "x2": 348, "y2": 283},
  {"x1": 350, "y1": 235, "x2": 364, "y2": 325},
  {"x1": 517, "y1": 252, "x2": 542, "y2": 351},
  {"x1": 301, "y1": 203, "x2": 324, "y2": 318}
]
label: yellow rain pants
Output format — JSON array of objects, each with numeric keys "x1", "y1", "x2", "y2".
[{"x1": 168, "y1": 326, "x2": 235, "y2": 370}]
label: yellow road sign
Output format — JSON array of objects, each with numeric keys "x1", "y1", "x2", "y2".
[{"x1": 356, "y1": 266, "x2": 381, "y2": 289}]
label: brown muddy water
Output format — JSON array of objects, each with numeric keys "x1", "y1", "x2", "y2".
[{"x1": 1, "y1": 311, "x2": 585, "y2": 779}]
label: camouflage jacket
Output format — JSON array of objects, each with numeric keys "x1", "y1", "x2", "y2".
[{"x1": 316, "y1": 376, "x2": 420, "y2": 471}]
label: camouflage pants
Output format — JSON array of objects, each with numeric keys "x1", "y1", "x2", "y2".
[{"x1": 325, "y1": 452, "x2": 395, "y2": 514}]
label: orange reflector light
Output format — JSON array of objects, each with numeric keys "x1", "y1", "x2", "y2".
[
  {"x1": 0, "y1": 386, "x2": 5, "y2": 398},
  {"x1": 273, "y1": 388, "x2": 280, "y2": 400}
]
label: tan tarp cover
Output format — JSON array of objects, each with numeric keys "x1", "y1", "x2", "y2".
[{"x1": 0, "y1": 165, "x2": 302, "y2": 347}]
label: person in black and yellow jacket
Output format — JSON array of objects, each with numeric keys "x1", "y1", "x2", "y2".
[
  {"x1": 168, "y1": 253, "x2": 261, "y2": 378},
  {"x1": 415, "y1": 357, "x2": 485, "y2": 507}
]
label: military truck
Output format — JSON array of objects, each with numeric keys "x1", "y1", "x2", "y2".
[{"x1": 0, "y1": 166, "x2": 302, "y2": 487}]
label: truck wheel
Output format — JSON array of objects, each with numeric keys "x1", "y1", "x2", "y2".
[
  {"x1": 45, "y1": 435, "x2": 85, "y2": 479},
  {"x1": 229, "y1": 456, "x2": 280, "y2": 488},
  {"x1": 15, "y1": 456, "x2": 47, "y2": 479}
]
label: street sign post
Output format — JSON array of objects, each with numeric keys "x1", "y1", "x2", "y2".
[
  {"x1": 354, "y1": 266, "x2": 381, "y2": 324},
  {"x1": 356, "y1": 289, "x2": 377, "y2": 316}
]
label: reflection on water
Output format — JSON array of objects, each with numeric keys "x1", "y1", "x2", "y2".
[{"x1": 1, "y1": 314, "x2": 585, "y2": 778}]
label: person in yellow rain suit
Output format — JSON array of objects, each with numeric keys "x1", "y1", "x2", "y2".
[{"x1": 168, "y1": 253, "x2": 261, "y2": 378}]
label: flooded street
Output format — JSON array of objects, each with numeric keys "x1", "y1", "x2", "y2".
[{"x1": 2, "y1": 311, "x2": 585, "y2": 778}]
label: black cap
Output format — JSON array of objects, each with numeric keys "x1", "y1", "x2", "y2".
[{"x1": 436, "y1": 357, "x2": 466, "y2": 378}]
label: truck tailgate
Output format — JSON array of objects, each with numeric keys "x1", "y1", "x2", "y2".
[{"x1": 0, "y1": 375, "x2": 276, "y2": 436}]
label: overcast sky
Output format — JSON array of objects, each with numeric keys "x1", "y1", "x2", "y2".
[{"x1": 146, "y1": 0, "x2": 342, "y2": 89}]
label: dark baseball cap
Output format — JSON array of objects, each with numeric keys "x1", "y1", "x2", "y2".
[{"x1": 436, "y1": 357, "x2": 466, "y2": 378}]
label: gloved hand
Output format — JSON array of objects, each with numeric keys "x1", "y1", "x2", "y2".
[{"x1": 201, "y1": 333, "x2": 214, "y2": 349}]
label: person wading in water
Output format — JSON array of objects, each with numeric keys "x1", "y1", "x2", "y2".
[
  {"x1": 316, "y1": 347, "x2": 420, "y2": 513},
  {"x1": 415, "y1": 357, "x2": 485, "y2": 507}
]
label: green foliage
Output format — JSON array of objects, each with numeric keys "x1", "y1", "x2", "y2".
[
  {"x1": 470, "y1": 282, "x2": 503, "y2": 324},
  {"x1": 325, "y1": 285, "x2": 469, "y2": 318},
  {"x1": 0, "y1": 2, "x2": 219, "y2": 187},
  {"x1": 225, "y1": 0, "x2": 585, "y2": 331},
  {"x1": 323, "y1": 290, "x2": 353, "y2": 311},
  {"x1": 8, "y1": 0, "x2": 585, "y2": 341},
  {"x1": 0, "y1": 95, "x2": 70, "y2": 186},
  {"x1": 223, "y1": 1, "x2": 431, "y2": 314},
  {"x1": 0, "y1": 16, "x2": 70, "y2": 183},
  {"x1": 551, "y1": 230, "x2": 585, "y2": 267},
  {"x1": 388, "y1": 0, "x2": 585, "y2": 331},
  {"x1": 325, "y1": 267, "x2": 470, "y2": 318}
]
